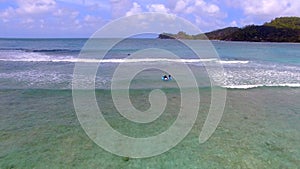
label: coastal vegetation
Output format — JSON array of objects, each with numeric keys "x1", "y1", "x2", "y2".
[{"x1": 158, "y1": 17, "x2": 300, "y2": 42}]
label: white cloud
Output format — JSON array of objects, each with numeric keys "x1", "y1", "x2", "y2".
[
  {"x1": 0, "y1": 0, "x2": 111, "y2": 37},
  {"x1": 110, "y1": 0, "x2": 132, "y2": 18},
  {"x1": 84, "y1": 15, "x2": 101, "y2": 23},
  {"x1": 81, "y1": 15, "x2": 104, "y2": 32},
  {"x1": 126, "y1": 2, "x2": 143, "y2": 16},
  {"x1": 165, "y1": 0, "x2": 226, "y2": 31},
  {"x1": 185, "y1": 6, "x2": 194, "y2": 14},
  {"x1": 53, "y1": 8, "x2": 79, "y2": 19},
  {"x1": 0, "y1": 0, "x2": 106, "y2": 37},
  {"x1": 229, "y1": 20, "x2": 238, "y2": 27},
  {"x1": 229, "y1": 0, "x2": 300, "y2": 22},
  {"x1": 204, "y1": 4, "x2": 220, "y2": 14},
  {"x1": 184, "y1": 0, "x2": 221, "y2": 16},
  {"x1": 1, "y1": 0, "x2": 257, "y2": 36},
  {"x1": 242, "y1": 0, "x2": 285, "y2": 16},
  {"x1": 195, "y1": 15, "x2": 206, "y2": 26},
  {"x1": 39, "y1": 19, "x2": 45, "y2": 28},
  {"x1": 0, "y1": 0, "x2": 57, "y2": 23},
  {"x1": 21, "y1": 18, "x2": 34, "y2": 24},
  {"x1": 195, "y1": 0, "x2": 205, "y2": 7},
  {"x1": 57, "y1": 0, "x2": 111, "y2": 12},
  {"x1": 174, "y1": 0, "x2": 188, "y2": 12},
  {"x1": 0, "y1": 7, "x2": 15, "y2": 19},
  {"x1": 61, "y1": 0, "x2": 108, "y2": 7},
  {"x1": 16, "y1": 0, "x2": 56, "y2": 14},
  {"x1": 147, "y1": 4, "x2": 170, "y2": 13}
]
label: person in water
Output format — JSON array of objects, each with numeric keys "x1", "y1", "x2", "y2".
[{"x1": 162, "y1": 75, "x2": 172, "y2": 81}]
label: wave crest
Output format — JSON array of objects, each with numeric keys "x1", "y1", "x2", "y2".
[{"x1": 222, "y1": 83, "x2": 300, "y2": 89}]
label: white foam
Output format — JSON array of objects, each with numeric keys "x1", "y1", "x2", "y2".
[
  {"x1": 218, "y1": 60, "x2": 250, "y2": 64},
  {"x1": 222, "y1": 83, "x2": 300, "y2": 89},
  {"x1": 0, "y1": 58, "x2": 218, "y2": 63},
  {"x1": 275, "y1": 83, "x2": 300, "y2": 87},
  {"x1": 0, "y1": 50, "x2": 249, "y2": 64},
  {"x1": 0, "y1": 57, "x2": 252, "y2": 64},
  {"x1": 222, "y1": 84, "x2": 263, "y2": 89}
]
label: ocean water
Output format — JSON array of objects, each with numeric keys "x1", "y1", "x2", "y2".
[
  {"x1": 0, "y1": 38, "x2": 299, "y2": 168},
  {"x1": 0, "y1": 38, "x2": 299, "y2": 89}
]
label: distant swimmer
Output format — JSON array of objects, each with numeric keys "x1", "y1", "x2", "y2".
[
  {"x1": 162, "y1": 75, "x2": 168, "y2": 81},
  {"x1": 162, "y1": 74, "x2": 172, "y2": 81}
]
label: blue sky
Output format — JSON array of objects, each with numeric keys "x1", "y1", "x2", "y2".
[{"x1": 0, "y1": 0, "x2": 299, "y2": 38}]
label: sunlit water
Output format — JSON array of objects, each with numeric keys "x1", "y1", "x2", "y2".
[{"x1": 0, "y1": 39, "x2": 299, "y2": 168}]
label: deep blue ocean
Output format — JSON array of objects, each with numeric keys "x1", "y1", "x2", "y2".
[{"x1": 0, "y1": 38, "x2": 299, "y2": 90}]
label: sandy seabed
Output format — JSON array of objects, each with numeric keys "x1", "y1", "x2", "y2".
[{"x1": 0, "y1": 87, "x2": 299, "y2": 168}]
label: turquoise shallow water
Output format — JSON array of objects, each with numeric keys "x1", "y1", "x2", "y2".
[
  {"x1": 0, "y1": 88, "x2": 299, "y2": 168},
  {"x1": 0, "y1": 39, "x2": 300, "y2": 168}
]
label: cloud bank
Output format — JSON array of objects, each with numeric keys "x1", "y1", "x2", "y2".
[{"x1": 0, "y1": 0, "x2": 299, "y2": 37}]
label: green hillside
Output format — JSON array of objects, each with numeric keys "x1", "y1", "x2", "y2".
[
  {"x1": 158, "y1": 17, "x2": 300, "y2": 42},
  {"x1": 264, "y1": 17, "x2": 300, "y2": 29}
]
